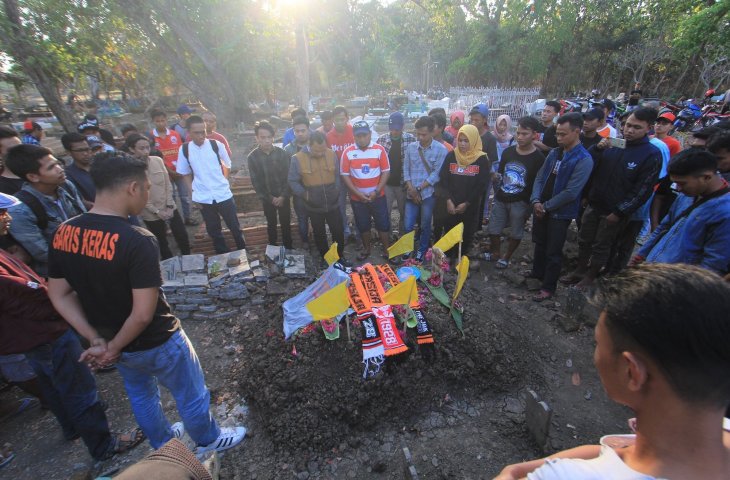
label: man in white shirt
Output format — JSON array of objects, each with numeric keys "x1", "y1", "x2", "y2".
[
  {"x1": 496, "y1": 263, "x2": 730, "y2": 479},
  {"x1": 176, "y1": 116, "x2": 245, "y2": 253}
]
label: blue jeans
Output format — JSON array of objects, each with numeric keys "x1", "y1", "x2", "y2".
[
  {"x1": 116, "y1": 330, "x2": 219, "y2": 449},
  {"x1": 172, "y1": 176, "x2": 192, "y2": 220},
  {"x1": 26, "y1": 330, "x2": 112, "y2": 460},
  {"x1": 200, "y1": 197, "x2": 246, "y2": 253},
  {"x1": 405, "y1": 196, "x2": 436, "y2": 254}
]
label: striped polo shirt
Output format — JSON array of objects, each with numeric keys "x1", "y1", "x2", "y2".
[{"x1": 340, "y1": 143, "x2": 390, "y2": 200}]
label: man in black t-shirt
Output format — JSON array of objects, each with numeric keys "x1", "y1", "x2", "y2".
[
  {"x1": 486, "y1": 117, "x2": 544, "y2": 267},
  {"x1": 580, "y1": 108, "x2": 603, "y2": 150},
  {"x1": 534, "y1": 100, "x2": 561, "y2": 154},
  {"x1": 48, "y1": 153, "x2": 246, "y2": 456}
]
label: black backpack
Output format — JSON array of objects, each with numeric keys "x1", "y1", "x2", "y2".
[
  {"x1": 182, "y1": 139, "x2": 223, "y2": 170},
  {"x1": 14, "y1": 183, "x2": 76, "y2": 231}
]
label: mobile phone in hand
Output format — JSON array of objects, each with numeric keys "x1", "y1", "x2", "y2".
[{"x1": 608, "y1": 137, "x2": 627, "y2": 149}]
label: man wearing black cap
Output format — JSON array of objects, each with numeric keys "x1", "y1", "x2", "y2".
[
  {"x1": 376, "y1": 112, "x2": 416, "y2": 238},
  {"x1": 172, "y1": 105, "x2": 194, "y2": 141},
  {"x1": 21, "y1": 121, "x2": 43, "y2": 146},
  {"x1": 580, "y1": 108, "x2": 604, "y2": 149},
  {"x1": 78, "y1": 116, "x2": 115, "y2": 153}
]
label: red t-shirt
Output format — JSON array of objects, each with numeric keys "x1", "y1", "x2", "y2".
[
  {"x1": 340, "y1": 143, "x2": 390, "y2": 201},
  {"x1": 660, "y1": 136, "x2": 681, "y2": 158},
  {"x1": 326, "y1": 124, "x2": 355, "y2": 161},
  {"x1": 151, "y1": 128, "x2": 184, "y2": 171},
  {"x1": 207, "y1": 131, "x2": 233, "y2": 158}
]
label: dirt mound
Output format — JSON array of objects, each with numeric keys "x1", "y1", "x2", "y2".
[{"x1": 232, "y1": 275, "x2": 540, "y2": 455}]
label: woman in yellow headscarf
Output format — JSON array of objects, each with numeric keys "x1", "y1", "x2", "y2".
[{"x1": 436, "y1": 124, "x2": 490, "y2": 258}]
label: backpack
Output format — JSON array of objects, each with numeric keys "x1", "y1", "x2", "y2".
[
  {"x1": 182, "y1": 140, "x2": 228, "y2": 177},
  {"x1": 14, "y1": 183, "x2": 75, "y2": 231}
]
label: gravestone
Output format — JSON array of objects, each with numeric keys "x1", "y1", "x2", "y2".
[{"x1": 182, "y1": 254, "x2": 205, "y2": 272}]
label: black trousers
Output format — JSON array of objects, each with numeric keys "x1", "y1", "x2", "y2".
[
  {"x1": 531, "y1": 215, "x2": 572, "y2": 293},
  {"x1": 144, "y1": 209, "x2": 191, "y2": 260},
  {"x1": 606, "y1": 220, "x2": 644, "y2": 275},
  {"x1": 262, "y1": 199, "x2": 293, "y2": 249},
  {"x1": 309, "y1": 208, "x2": 345, "y2": 258},
  {"x1": 442, "y1": 201, "x2": 480, "y2": 258},
  {"x1": 200, "y1": 198, "x2": 245, "y2": 253}
]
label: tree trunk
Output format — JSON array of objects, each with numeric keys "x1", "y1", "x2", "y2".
[
  {"x1": 2, "y1": 0, "x2": 78, "y2": 133},
  {"x1": 295, "y1": 22, "x2": 310, "y2": 111},
  {"x1": 122, "y1": 0, "x2": 240, "y2": 127}
]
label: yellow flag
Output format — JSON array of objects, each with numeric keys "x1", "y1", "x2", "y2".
[
  {"x1": 306, "y1": 282, "x2": 350, "y2": 320},
  {"x1": 324, "y1": 242, "x2": 339, "y2": 265},
  {"x1": 453, "y1": 255, "x2": 469, "y2": 301},
  {"x1": 382, "y1": 275, "x2": 417, "y2": 305},
  {"x1": 387, "y1": 231, "x2": 415, "y2": 259},
  {"x1": 433, "y1": 222, "x2": 464, "y2": 252}
]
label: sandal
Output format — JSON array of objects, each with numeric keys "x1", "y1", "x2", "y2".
[
  {"x1": 495, "y1": 259, "x2": 510, "y2": 269},
  {"x1": 559, "y1": 273, "x2": 584, "y2": 285},
  {"x1": 532, "y1": 290, "x2": 553, "y2": 302},
  {"x1": 102, "y1": 427, "x2": 145, "y2": 460},
  {"x1": 0, "y1": 444, "x2": 14, "y2": 469},
  {"x1": 0, "y1": 397, "x2": 39, "y2": 423}
]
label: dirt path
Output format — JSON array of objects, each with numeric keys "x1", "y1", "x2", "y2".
[{"x1": 0, "y1": 234, "x2": 630, "y2": 479}]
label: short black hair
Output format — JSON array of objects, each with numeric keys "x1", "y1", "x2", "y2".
[
  {"x1": 150, "y1": 109, "x2": 166, "y2": 120},
  {"x1": 90, "y1": 151, "x2": 148, "y2": 192},
  {"x1": 517, "y1": 116, "x2": 541, "y2": 132},
  {"x1": 545, "y1": 100, "x2": 562, "y2": 113},
  {"x1": 556, "y1": 112, "x2": 583, "y2": 131},
  {"x1": 320, "y1": 110, "x2": 333, "y2": 121},
  {"x1": 629, "y1": 107, "x2": 658, "y2": 125},
  {"x1": 693, "y1": 126, "x2": 721, "y2": 140},
  {"x1": 428, "y1": 107, "x2": 446, "y2": 116},
  {"x1": 254, "y1": 120, "x2": 275, "y2": 136},
  {"x1": 61, "y1": 132, "x2": 88, "y2": 151},
  {"x1": 707, "y1": 131, "x2": 730, "y2": 154},
  {"x1": 332, "y1": 105, "x2": 348, "y2": 117},
  {"x1": 602, "y1": 99, "x2": 616, "y2": 111},
  {"x1": 99, "y1": 129, "x2": 115, "y2": 146},
  {"x1": 292, "y1": 116, "x2": 310, "y2": 128},
  {"x1": 310, "y1": 131, "x2": 326, "y2": 145},
  {"x1": 185, "y1": 115, "x2": 205, "y2": 129},
  {"x1": 592, "y1": 263, "x2": 730, "y2": 407},
  {"x1": 5, "y1": 144, "x2": 53, "y2": 180},
  {"x1": 668, "y1": 148, "x2": 718, "y2": 176},
  {"x1": 430, "y1": 112, "x2": 447, "y2": 129},
  {"x1": 120, "y1": 123, "x2": 138, "y2": 135},
  {"x1": 414, "y1": 115, "x2": 435, "y2": 131},
  {"x1": 121, "y1": 133, "x2": 150, "y2": 154},
  {"x1": 0, "y1": 125, "x2": 19, "y2": 140},
  {"x1": 291, "y1": 107, "x2": 307, "y2": 119}
]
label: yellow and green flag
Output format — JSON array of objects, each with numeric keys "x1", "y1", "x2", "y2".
[
  {"x1": 453, "y1": 255, "x2": 469, "y2": 301},
  {"x1": 433, "y1": 222, "x2": 463, "y2": 252},
  {"x1": 306, "y1": 282, "x2": 350, "y2": 320},
  {"x1": 324, "y1": 242, "x2": 339, "y2": 265},
  {"x1": 387, "y1": 231, "x2": 415, "y2": 259},
  {"x1": 382, "y1": 275, "x2": 417, "y2": 306}
]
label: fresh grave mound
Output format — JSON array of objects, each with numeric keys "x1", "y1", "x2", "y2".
[{"x1": 233, "y1": 278, "x2": 539, "y2": 455}]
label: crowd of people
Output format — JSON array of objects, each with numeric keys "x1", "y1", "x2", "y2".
[{"x1": 1, "y1": 91, "x2": 730, "y2": 476}]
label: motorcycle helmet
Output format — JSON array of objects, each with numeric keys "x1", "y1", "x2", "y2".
[{"x1": 705, "y1": 89, "x2": 716, "y2": 98}]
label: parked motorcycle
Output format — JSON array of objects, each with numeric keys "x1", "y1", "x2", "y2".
[{"x1": 673, "y1": 102, "x2": 702, "y2": 132}]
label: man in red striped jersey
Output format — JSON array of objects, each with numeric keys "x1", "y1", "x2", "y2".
[{"x1": 340, "y1": 121, "x2": 392, "y2": 262}]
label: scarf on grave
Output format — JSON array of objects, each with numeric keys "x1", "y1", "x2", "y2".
[
  {"x1": 359, "y1": 264, "x2": 408, "y2": 356},
  {"x1": 378, "y1": 264, "x2": 434, "y2": 346},
  {"x1": 347, "y1": 273, "x2": 385, "y2": 379}
]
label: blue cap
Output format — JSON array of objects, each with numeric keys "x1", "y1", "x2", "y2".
[
  {"x1": 469, "y1": 103, "x2": 489, "y2": 119},
  {"x1": 352, "y1": 120, "x2": 371, "y2": 135},
  {"x1": 177, "y1": 104, "x2": 194, "y2": 115},
  {"x1": 388, "y1": 112, "x2": 405, "y2": 130},
  {"x1": 0, "y1": 192, "x2": 20, "y2": 209}
]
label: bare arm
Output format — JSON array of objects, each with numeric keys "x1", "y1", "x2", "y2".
[
  {"x1": 48, "y1": 277, "x2": 101, "y2": 342},
  {"x1": 494, "y1": 445, "x2": 601, "y2": 480},
  {"x1": 341, "y1": 175, "x2": 367, "y2": 201}
]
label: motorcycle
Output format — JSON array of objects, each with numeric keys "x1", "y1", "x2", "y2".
[
  {"x1": 698, "y1": 103, "x2": 730, "y2": 127},
  {"x1": 673, "y1": 102, "x2": 702, "y2": 132}
]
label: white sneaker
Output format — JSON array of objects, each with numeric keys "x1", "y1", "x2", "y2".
[
  {"x1": 171, "y1": 421, "x2": 185, "y2": 439},
  {"x1": 194, "y1": 426, "x2": 246, "y2": 455}
]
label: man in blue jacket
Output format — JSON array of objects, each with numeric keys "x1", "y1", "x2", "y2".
[
  {"x1": 529, "y1": 113, "x2": 593, "y2": 301},
  {"x1": 562, "y1": 107, "x2": 661, "y2": 289},
  {"x1": 632, "y1": 149, "x2": 730, "y2": 274}
]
